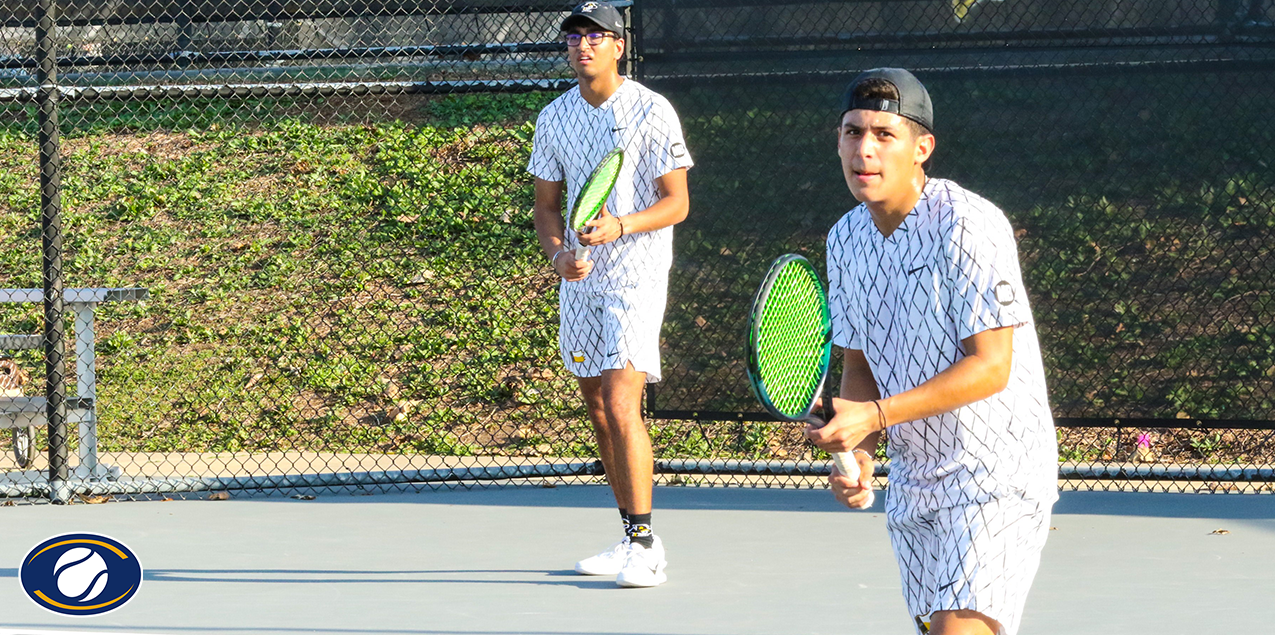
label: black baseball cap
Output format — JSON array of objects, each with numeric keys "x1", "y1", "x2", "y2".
[
  {"x1": 561, "y1": 1, "x2": 626, "y2": 35},
  {"x1": 838, "y1": 68, "x2": 934, "y2": 133}
]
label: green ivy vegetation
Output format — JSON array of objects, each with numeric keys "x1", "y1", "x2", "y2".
[
  {"x1": 658, "y1": 72, "x2": 1275, "y2": 435},
  {"x1": 1, "y1": 78, "x2": 1271, "y2": 467},
  {"x1": 1, "y1": 93, "x2": 604, "y2": 458}
]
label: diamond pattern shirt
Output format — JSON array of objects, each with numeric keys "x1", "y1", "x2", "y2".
[
  {"x1": 827, "y1": 178, "x2": 1058, "y2": 514},
  {"x1": 528, "y1": 79, "x2": 694, "y2": 291}
]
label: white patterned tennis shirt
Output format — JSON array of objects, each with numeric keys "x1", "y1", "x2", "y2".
[
  {"x1": 527, "y1": 79, "x2": 693, "y2": 381},
  {"x1": 528, "y1": 79, "x2": 693, "y2": 291},
  {"x1": 828, "y1": 178, "x2": 1059, "y2": 634},
  {"x1": 827, "y1": 178, "x2": 1058, "y2": 513}
]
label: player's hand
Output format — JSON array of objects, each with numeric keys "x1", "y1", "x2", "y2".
[
  {"x1": 553, "y1": 249, "x2": 592, "y2": 281},
  {"x1": 804, "y1": 397, "x2": 883, "y2": 454},
  {"x1": 829, "y1": 456, "x2": 874, "y2": 510},
  {"x1": 578, "y1": 205, "x2": 623, "y2": 246}
]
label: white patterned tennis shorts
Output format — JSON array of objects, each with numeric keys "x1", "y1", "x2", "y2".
[
  {"x1": 889, "y1": 495, "x2": 1052, "y2": 635},
  {"x1": 558, "y1": 278, "x2": 667, "y2": 383}
]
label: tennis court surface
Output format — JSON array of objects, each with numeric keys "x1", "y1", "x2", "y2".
[{"x1": 2, "y1": 486, "x2": 1271, "y2": 635}]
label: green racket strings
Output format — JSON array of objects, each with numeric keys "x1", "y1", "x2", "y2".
[
  {"x1": 755, "y1": 263, "x2": 828, "y2": 418},
  {"x1": 572, "y1": 150, "x2": 623, "y2": 231}
]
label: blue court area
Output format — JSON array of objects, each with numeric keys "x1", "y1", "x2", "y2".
[{"x1": 1, "y1": 486, "x2": 1272, "y2": 635}]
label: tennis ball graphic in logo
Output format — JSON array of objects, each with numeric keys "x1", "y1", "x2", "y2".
[
  {"x1": 54, "y1": 547, "x2": 110, "y2": 602},
  {"x1": 20, "y1": 533, "x2": 142, "y2": 616}
]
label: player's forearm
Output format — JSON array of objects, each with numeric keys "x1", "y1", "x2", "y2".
[
  {"x1": 533, "y1": 204, "x2": 568, "y2": 258},
  {"x1": 841, "y1": 350, "x2": 882, "y2": 454},
  {"x1": 877, "y1": 348, "x2": 1011, "y2": 429},
  {"x1": 854, "y1": 429, "x2": 882, "y2": 456},
  {"x1": 841, "y1": 357, "x2": 881, "y2": 403},
  {"x1": 619, "y1": 190, "x2": 689, "y2": 236},
  {"x1": 531, "y1": 177, "x2": 567, "y2": 259},
  {"x1": 532, "y1": 177, "x2": 567, "y2": 259}
]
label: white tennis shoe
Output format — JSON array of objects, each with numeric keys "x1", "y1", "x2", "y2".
[
  {"x1": 574, "y1": 538, "x2": 631, "y2": 576},
  {"x1": 615, "y1": 535, "x2": 667, "y2": 588}
]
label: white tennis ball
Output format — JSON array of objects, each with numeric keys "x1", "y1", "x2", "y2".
[{"x1": 54, "y1": 547, "x2": 109, "y2": 602}]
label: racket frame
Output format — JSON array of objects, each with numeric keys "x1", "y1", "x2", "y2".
[
  {"x1": 569, "y1": 147, "x2": 625, "y2": 261},
  {"x1": 746, "y1": 253, "x2": 869, "y2": 494}
]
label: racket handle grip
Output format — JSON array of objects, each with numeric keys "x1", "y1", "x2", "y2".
[
  {"x1": 831, "y1": 451, "x2": 859, "y2": 481},
  {"x1": 831, "y1": 451, "x2": 876, "y2": 509},
  {"x1": 574, "y1": 246, "x2": 590, "y2": 261}
]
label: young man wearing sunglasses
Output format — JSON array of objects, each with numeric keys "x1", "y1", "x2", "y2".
[{"x1": 528, "y1": 1, "x2": 693, "y2": 588}]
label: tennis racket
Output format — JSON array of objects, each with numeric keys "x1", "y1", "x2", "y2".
[
  {"x1": 746, "y1": 253, "x2": 874, "y2": 506},
  {"x1": 569, "y1": 147, "x2": 624, "y2": 261}
]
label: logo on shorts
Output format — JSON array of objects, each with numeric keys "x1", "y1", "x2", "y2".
[
  {"x1": 915, "y1": 615, "x2": 932, "y2": 633},
  {"x1": 571, "y1": 351, "x2": 586, "y2": 363},
  {"x1": 993, "y1": 280, "x2": 1015, "y2": 306},
  {"x1": 20, "y1": 532, "x2": 142, "y2": 616}
]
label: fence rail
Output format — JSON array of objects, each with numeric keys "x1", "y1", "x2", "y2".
[{"x1": 2, "y1": 0, "x2": 1274, "y2": 502}]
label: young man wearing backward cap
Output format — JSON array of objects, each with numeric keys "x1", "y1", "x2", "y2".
[
  {"x1": 527, "y1": 1, "x2": 692, "y2": 588},
  {"x1": 805, "y1": 68, "x2": 1058, "y2": 635}
]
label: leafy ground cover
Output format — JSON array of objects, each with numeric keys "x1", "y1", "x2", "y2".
[
  {"x1": 644, "y1": 70, "x2": 1275, "y2": 465},
  {"x1": 653, "y1": 70, "x2": 1275, "y2": 465},
  {"x1": 1, "y1": 74, "x2": 1272, "y2": 469},
  {"x1": 0, "y1": 93, "x2": 602, "y2": 460}
]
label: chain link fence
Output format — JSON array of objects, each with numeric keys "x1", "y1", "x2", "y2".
[
  {"x1": 1, "y1": 1, "x2": 613, "y2": 502},
  {"x1": 2, "y1": 0, "x2": 1274, "y2": 503},
  {"x1": 638, "y1": 0, "x2": 1275, "y2": 492}
]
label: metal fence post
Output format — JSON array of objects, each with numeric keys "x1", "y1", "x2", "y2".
[
  {"x1": 627, "y1": 0, "x2": 642, "y2": 81},
  {"x1": 35, "y1": 0, "x2": 70, "y2": 504},
  {"x1": 627, "y1": 0, "x2": 651, "y2": 415}
]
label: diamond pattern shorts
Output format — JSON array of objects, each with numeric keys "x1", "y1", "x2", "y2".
[
  {"x1": 558, "y1": 278, "x2": 667, "y2": 383},
  {"x1": 888, "y1": 494, "x2": 1052, "y2": 635}
]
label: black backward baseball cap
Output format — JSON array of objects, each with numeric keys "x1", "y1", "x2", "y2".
[
  {"x1": 839, "y1": 68, "x2": 934, "y2": 133},
  {"x1": 561, "y1": 1, "x2": 625, "y2": 34}
]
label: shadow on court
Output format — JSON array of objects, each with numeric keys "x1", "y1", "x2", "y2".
[
  {"x1": 1, "y1": 485, "x2": 1272, "y2": 635},
  {"x1": 0, "y1": 567, "x2": 621, "y2": 589},
  {"x1": 218, "y1": 482, "x2": 1275, "y2": 519}
]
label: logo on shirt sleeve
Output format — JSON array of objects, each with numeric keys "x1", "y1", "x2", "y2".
[
  {"x1": 993, "y1": 280, "x2": 1016, "y2": 306},
  {"x1": 670, "y1": 142, "x2": 687, "y2": 158}
]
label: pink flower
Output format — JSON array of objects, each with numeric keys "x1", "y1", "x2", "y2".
[{"x1": 1136, "y1": 433, "x2": 1152, "y2": 449}]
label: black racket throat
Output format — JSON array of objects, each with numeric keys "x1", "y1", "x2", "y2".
[{"x1": 820, "y1": 373, "x2": 834, "y2": 424}]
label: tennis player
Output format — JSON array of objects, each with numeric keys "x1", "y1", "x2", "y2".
[
  {"x1": 527, "y1": 1, "x2": 692, "y2": 588},
  {"x1": 807, "y1": 68, "x2": 1058, "y2": 635}
]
